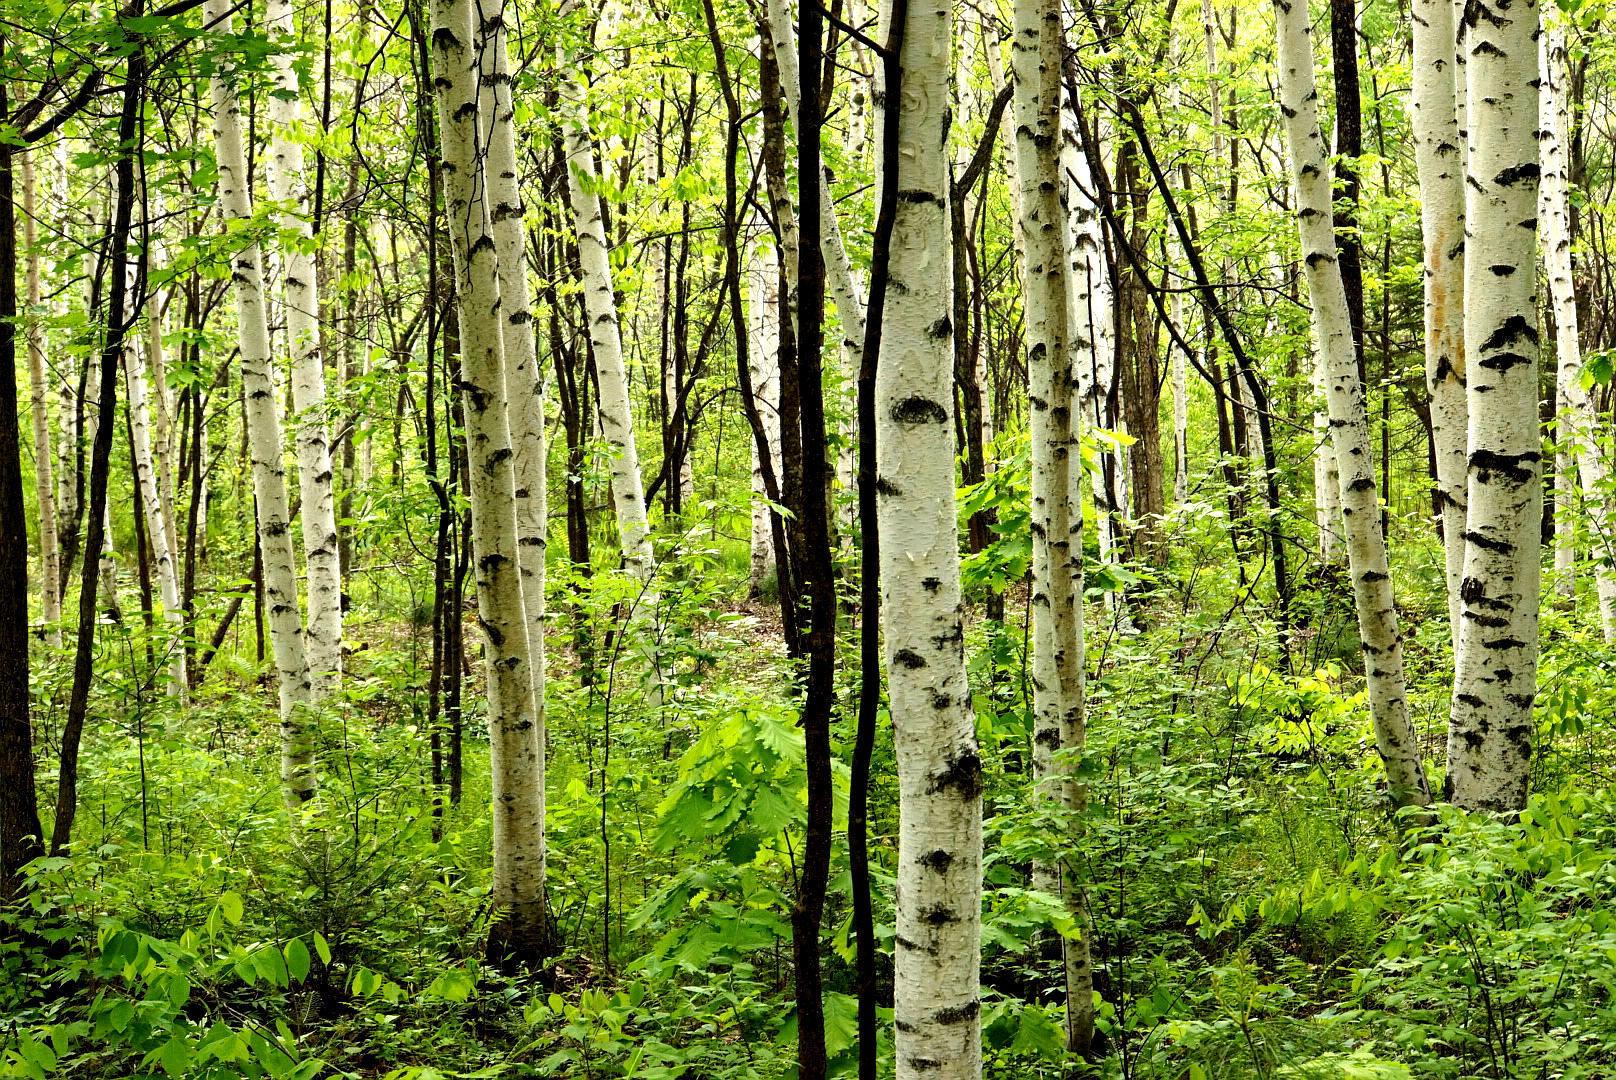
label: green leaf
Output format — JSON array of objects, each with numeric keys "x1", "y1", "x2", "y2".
[
  {"x1": 219, "y1": 891, "x2": 245, "y2": 927},
  {"x1": 158, "y1": 1037, "x2": 192, "y2": 1077},
  {"x1": 284, "y1": 938, "x2": 310, "y2": 983},
  {"x1": 311, "y1": 931, "x2": 331, "y2": 965}
]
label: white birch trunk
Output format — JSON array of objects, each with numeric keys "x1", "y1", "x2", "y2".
[
  {"x1": 53, "y1": 142, "x2": 78, "y2": 591},
  {"x1": 558, "y1": 14, "x2": 656, "y2": 594},
  {"x1": 267, "y1": 0, "x2": 343, "y2": 695},
  {"x1": 20, "y1": 151, "x2": 61, "y2": 646},
  {"x1": 144, "y1": 295, "x2": 179, "y2": 561},
  {"x1": 1411, "y1": 0, "x2": 1468, "y2": 646},
  {"x1": 748, "y1": 238, "x2": 781, "y2": 593},
  {"x1": 81, "y1": 346, "x2": 121, "y2": 623},
  {"x1": 204, "y1": 0, "x2": 315, "y2": 805},
  {"x1": 1014, "y1": 0, "x2": 1094, "y2": 1047},
  {"x1": 1446, "y1": 0, "x2": 1541, "y2": 812},
  {"x1": 1275, "y1": 0, "x2": 1431, "y2": 807},
  {"x1": 431, "y1": 0, "x2": 547, "y2": 957},
  {"x1": 478, "y1": 0, "x2": 551, "y2": 953},
  {"x1": 878, "y1": 0, "x2": 982, "y2": 1072},
  {"x1": 126, "y1": 339, "x2": 187, "y2": 698},
  {"x1": 1540, "y1": 26, "x2": 1615, "y2": 637}
]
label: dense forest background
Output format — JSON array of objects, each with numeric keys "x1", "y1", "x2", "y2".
[{"x1": 3, "y1": 0, "x2": 1616, "y2": 1076}]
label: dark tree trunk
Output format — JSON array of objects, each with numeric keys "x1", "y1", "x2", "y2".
[
  {"x1": 0, "y1": 63, "x2": 45, "y2": 898},
  {"x1": 1328, "y1": 0, "x2": 1366, "y2": 375},
  {"x1": 53, "y1": 29, "x2": 146, "y2": 856}
]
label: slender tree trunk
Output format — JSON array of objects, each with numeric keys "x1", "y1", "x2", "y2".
[
  {"x1": 0, "y1": 69, "x2": 46, "y2": 896},
  {"x1": 1276, "y1": 0, "x2": 1431, "y2": 808},
  {"x1": 559, "y1": 9, "x2": 655, "y2": 599},
  {"x1": 267, "y1": 0, "x2": 343, "y2": 695},
  {"x1": 878, "y1": 0, "x2": 982, "y2": 1073},
  {"x1": 126, "y1": 326, "x2": 187, "y2": 697},
  {"x1": 52, "y1": 25, "x2": 145, "y2": 855},
  {"x1": 1541, "y1": 26, "x2": 1615, "y2": 637},
  {"x1": 20, "y1": 151, "x2": 61, "y2": 647},
  {"x1": 430, "y1": 0, "x2": 546, "y2": 966},
  {"x1": 748, "y1": 239, "x2": 782, "y2": 596},
  {"x1": 204, "y1": 0, "x2": 315, "y2": 807},
  {"x1": 478, "y1": 0, "x2": 552, "y2": 963},
  {"x1": 1445, "y1": 0, "x2": 1540, "y2": 813},
  {"x1": 1410, "y1": 0, "x2": 1468, "y2": 648},
  {"x1": 1013, "y1": 0, "x2": 1093, "y2": 1049}
]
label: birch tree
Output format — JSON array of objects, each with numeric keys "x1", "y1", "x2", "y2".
[
  {"x1": 127, "y1": 337, "x2": 186, "y2": 697},
  {"x1": 1445, "y1": 0, "x2": 1540, "y2": 812},
  {"x1": 748, "y1": 238, "x2": 781, "y2": 594},
  {"x1": 430, "y1": 0, "x2": 547, "y2": 963},
  {"x1": 1016, "y1": 0, "x2": 1094, "y2": 1050},
  {"x1": 1540, "y1": 25, "x2": 1615, "y2": 639},
  {"x1": 1410, "y1": 0, "x2": 1468, "y2": 643},
  {"x1": 558, "y1": 2, "x2": 655, "y2": 594},
  {"x1": 203, "y1": 0, "x2": 314, "y2": 803},
  {"x1": 876, "y1": 0, "x2": 982, "y2": 1072},
  {"x1": 479, "y1": 0, "x2": 552, "y2": 956},
  {"x1": 1275, "y1": 0, "x2": 1431, "y2": 808},
  {"x1": 19, "y1": 151, "x2": 60, "y2": 646},
  {"x1": 267, "y1": 0, "x2": 343, "y2": 695}
]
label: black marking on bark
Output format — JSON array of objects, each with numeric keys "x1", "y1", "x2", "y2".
[
  {"x1": 1471, "y1": 41, "x2": 1505, "y2": 57},
  {"x1": 875, "y1": 476, "x2": 903, "y2": 497},
  {"x1": 1348, "y1": 477, "x2": 1375, "y2": 493},
  {"x1": 1463, "y1": 529, "x2": 1518, "y2": 553},
  {"x1": 1488, "y1": 263, "x2": 1517, "y2": 276},
  {"x1": 897, "y1": 189, "x2": 939, "y2": 204},
  {"x1": 1306, "y1": 252, "x2": 1336, "y2": 268},
  {"x1": 1481, "y1": 638, "x2": 1527, "y2": 651},
  {"x1": 929, "y1": 317, "x2": 952, "y2": 339},
  {"x1": 1360, "y1": 569, "x2": 1389, "y2": 582},
  {"x1": 920, "y1": 904, "x2": 958, "y2": 925},
  {"x1": 906, "y1": 1058, "x2": 944, "y2": 1071},
  {"x1": 918, "y1": 849, "x2": 955, "y2": 873},
  {"x1": 932, "y1": 1000, "x2": 981, "y2": 1025},
  {"x1": 922, "y1": 577, "x2": 942, "y2": 592},
  {"x1": 1461, "y1": 729, "x2": 1484, "y2": 749},
  {"x1": 1493, "y1": 162, "x2": 1540, "y2": 187},
  {"x1": 929, "y1": 749, "x2": 982, "y2": 798},
  {"x1": 894, "y1": 648, "x2": 928, "y2": 669},
  {"x1": 890, "y1": 396, "x2": 949, "y2": 425},
  {"x1": 1481, "y1": 314, "x2": 1539, "y2": 350},
  {"x1": 1035, "y1": 727, "x2": 1061, "y2": 749},
  {"x1": 1457, "y1": 692, "x2": 1485, "y2": 707},
  {"x1": 1480, "y1": 351, "x2": 1532, "y2": 372},
  {"x1": 1437, "y1": 140, "x2": 1460, "y2": 156},
  {"x1": 1462, "y1": 610, "x2": 1510, "y2": 628},
  {"x1": 1468, "y1": 449, "x2": 1538, "y2": 485}
]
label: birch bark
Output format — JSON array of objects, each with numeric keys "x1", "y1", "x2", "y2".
[
  {"x1": 558, "y1": 6, "x2": 655, "y2": 594},
  {"x1": 1445, "y1": 0, "x2": 1541, "y2": 812},
  {"x1": 1410, "y1": 0, "x2": 1468, "y2": 644},
  {"x1": 127, "y1": 338, "x2": 187, "y2": 697},
  {"x1": 478, "y1": 0, "x2": 551, "y2": 960},
  {"x1": 878, "y1": 0, "x2": 982, "y2": 1073},
  {"x1": 431, "y1": 0, "x2": 547, "y2": 961},
  {"x1": 1275, "y1": 0, "x2": 1430, "y2": 807},
  {"x1": 1540, "y1": 26, "x2": 1615, "y2": 638},
  {"x1": 1015, "y1": 0, "x2": 1093, "y2": 1049},
  {"x1": 204, "y1": 0, "x2": 314, "y2": 804},
  {"x1": 267, "y1": 0, "x2": 343, "y2": 695},
  {"x1": 20, "y1": 152, "x2": 60, "y2": 646},
  {"x1": 748, "y1": 238, "x2": 781, "y2": 594}
]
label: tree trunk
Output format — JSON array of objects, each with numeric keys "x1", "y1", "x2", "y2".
[
  {"x1": 1540, "y1": 26, "x2": 1615, "y2": 637},
  {"x1": 1275, "y1": 0, "x2": 1431, "y2": 808},
  {"x1": 430, "y1": 0, "x2": 546, "y2": 966},
  {"x1": 478, "y1": 0, "x2": 552, "y2": 964},
  {"x1": 19, "y1": 150, "x2": 61, "y2": 647},
  {"x1": 1445, "y1": 0, "x2": 1540, "y2": 813},
  {"x1": 0, "y1": 82, "x2": 45, "y2": 896},
  {"x1": 126, "y1": 326, "x2": 187, "y2": 697},
  {"x1": 1410, "y1": 0, "x2": 1468, "y2": 648},
  {"x1": 877, "y1": 0, "x2": 982, "y2": 1073},
  {"x1": 748, "y1": 239, "x2": 782, "y2": 596},
  {"x1": 267, "y1": 0, "x2": 343, "y2": 696},
  {"x1": 204, "y1": 0, "x2": 315, "y2": 807},
  {"x1": 1013, "y1": 0, "x2": 1093, "y2": 1049}
]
